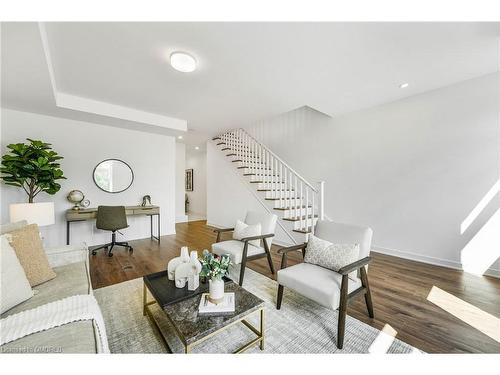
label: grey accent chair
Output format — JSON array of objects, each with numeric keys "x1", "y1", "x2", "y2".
[
  {"x1": 92, "y1": 206, "x2": 133, "y2": 257},
  {"x1": 276, "y1": 221, "x2": 374, "y2": 349},
  {"x1": 212, "y1": 211, "x2": 278, "y2": 286}
]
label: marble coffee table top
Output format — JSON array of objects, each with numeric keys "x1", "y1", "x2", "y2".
[{"x1": 162, "y1": 281, "x2": 264, "y2": 346}]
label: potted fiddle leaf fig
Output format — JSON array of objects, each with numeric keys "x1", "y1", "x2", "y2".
[{"x1": 1, "y1": 139, "x2": 66, "y2": 203}]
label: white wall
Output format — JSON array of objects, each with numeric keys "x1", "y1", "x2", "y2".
[
  {"x1": 175, "y1": 142, "x2": 188, "y2": 223},
  {"x1": 244, "y1": 72, "x2": 500, "y2": 275},
  {"x1": 0, "y1": 108, "x2": 176, "y2": 247},
  {"x1": 186, "y1": 148, "x2": 207, "y2": 218}
]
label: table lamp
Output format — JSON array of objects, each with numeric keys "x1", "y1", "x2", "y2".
[{"x1": 9, "y1": 202, "x2": 55, "y2": 226}]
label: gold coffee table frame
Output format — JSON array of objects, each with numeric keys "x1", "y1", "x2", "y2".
[{"x1": 143, "y1": 283, "x2": 265, "y2": 354}]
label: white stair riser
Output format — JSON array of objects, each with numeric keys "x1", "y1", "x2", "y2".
[
  {"x1": 242, "y1": 169, "x2": 280, "y2": 176},
  {"x1": 293, "y1": 217, "x2": 319, "y2": 230},
  {"x1": 256, "y1": 182, "x2": 287, "y2": 190},
  {"x1": 264, "y1": 191, "x2": 297, "y2": 199},
  {"x1": 250, "y1": 175, "x2": 283, "y2": 183},
  {"x1": 235, "y1": 161, "x2": 270, "y2": 169},
  {"x1": 280, "y1": 207, "x2": 313, "y2": 217}
]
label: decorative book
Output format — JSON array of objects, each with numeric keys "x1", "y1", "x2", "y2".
[{"x1": 198, "y1": 292, "x2": 235, "y2": 315}]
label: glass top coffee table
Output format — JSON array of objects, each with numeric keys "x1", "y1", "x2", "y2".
[{"x1": 143, "y1": 270, "x2": 265, "y2": 354}]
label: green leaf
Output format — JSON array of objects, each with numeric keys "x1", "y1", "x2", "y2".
[{"x1": 1, "y1": 138, "x2": 65, "y2": 201}]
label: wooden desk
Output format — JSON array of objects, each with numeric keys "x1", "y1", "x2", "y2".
[{"x1": 65, "y1": 205, "x2": 160, "y2": 245}]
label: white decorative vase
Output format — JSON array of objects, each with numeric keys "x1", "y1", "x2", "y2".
[{"x1": 208, "y1": 278, "x2": 224, "y2": 304}]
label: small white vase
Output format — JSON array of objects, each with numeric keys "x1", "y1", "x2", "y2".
[{"x1": 208, "y1": 278, "x2": 224, "y2": 304}]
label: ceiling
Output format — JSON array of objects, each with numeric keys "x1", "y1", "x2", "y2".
[{"x1": 2, "y1": 22, "x2": 499, "y2": 146}]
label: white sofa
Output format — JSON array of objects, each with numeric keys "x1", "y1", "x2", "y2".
[{"x1": 0, "y1": 221, "x2": 107, "y2": 353}]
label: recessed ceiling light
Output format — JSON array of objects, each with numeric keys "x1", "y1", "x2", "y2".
[
  {"x1": 178, "y1": 135, "x2": 183, "y2": 139},
  {"x1": 170, "y1": 52, "x2": 197, "y2": 73},
  {"x1": 399, "y1": 83, "x2": 409, "y2": 89},
  {"x1": 195, "y1": 146, "x2": 200, "y2": 150}
]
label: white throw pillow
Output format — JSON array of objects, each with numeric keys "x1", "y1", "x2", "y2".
[
  {"x1": 304, "y1": 235, "x2": 360, "y2": 276},
  {"x1": 233, "y1": 220, "x2": 262, "y2": 248},
  {"x1": 1, "y1": 234, "x2": 34, "y2": 314}
]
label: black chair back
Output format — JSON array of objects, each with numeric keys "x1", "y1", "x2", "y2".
[{"x1": 96, "y1": 206, "x2": 128, "y2": 231}]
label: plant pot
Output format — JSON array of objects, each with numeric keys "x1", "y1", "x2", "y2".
[{"x1": 208, "y1": 278, "x2": 224, "y2": 304}]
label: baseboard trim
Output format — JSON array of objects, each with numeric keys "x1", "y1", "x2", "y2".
[
  {"x1": 372, "y1": 245, "x2": 500, "y2": 279},
  {"x1": 176, "y1": 215, "x2": 188, "y2": 223}
]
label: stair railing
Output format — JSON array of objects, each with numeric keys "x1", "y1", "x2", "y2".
[{"x1": 217, "y1": 128, "x2": 325, "y2": 234}]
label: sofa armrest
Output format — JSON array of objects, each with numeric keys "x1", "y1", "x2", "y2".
[
  {"x1": 214, "y1": 227, "x2": 235, "y2": 242},
  {"x1": 45, "y1": 243, "x2": 88, "y2": 268},
  {"x1": 241, "y1": 233, "x2": 274, "y2": 242},
  {"x1": 337, "y1": 256, "x2": 371, "y2": 275},
  {"x1": 278, "y1": 243, "x2": 307, "y2": 269}
]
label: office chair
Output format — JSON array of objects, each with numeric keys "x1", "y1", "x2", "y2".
[{"x1": 91, "y1": 206, "x2": 133, "y2": 257}]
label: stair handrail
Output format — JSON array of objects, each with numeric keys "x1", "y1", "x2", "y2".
[{"x1": 236, "y1": 128, "x2": 318, "y2": 193}]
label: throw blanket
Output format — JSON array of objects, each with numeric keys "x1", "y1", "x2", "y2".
[{"x1": 0, "y1": 294, "x2": 109, "y2": 353}]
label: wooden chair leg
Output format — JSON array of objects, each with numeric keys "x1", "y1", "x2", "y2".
[
  {"x1": 239, "y1": 242, "x2": 249, "y2": 286},
  {"x1": 263, "y1": 241, "x2": 275, "y2": 274},
  {"x1": 277, "y1": 285, "x2": 284, "y2": 309},
  {"x1": 337, "y1": 274, "x2": 349, "y2": 349},
  {"x1": 360, "y1": 266, "x2": 374, "y2": 318}
]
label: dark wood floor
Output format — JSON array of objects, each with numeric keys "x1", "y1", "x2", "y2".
[{"x1": 89, "y1": 220, "x2": 500, "y2": 354}]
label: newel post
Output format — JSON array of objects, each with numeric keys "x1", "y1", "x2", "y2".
[{"x1": 318, "y1": 181, "x2": 325, "y2": 221}]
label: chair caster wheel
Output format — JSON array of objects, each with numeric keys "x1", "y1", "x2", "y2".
[
  {"x1": 108, "y1": 253, "x2": 113, "y2": 257},
  {"x1": 92, "y1": 251, "x2": 97, "y2": 255}
]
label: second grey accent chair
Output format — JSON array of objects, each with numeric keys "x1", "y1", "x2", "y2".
[
  {"x1": 212, "y1": 211, "x2": 277, "y2": 286},
  {"x1": 92, "y1": 206, "x2": 133, "y2": 257},
  {"x1": 276, "y1": 221, "x2": 374, "y2": 349}
]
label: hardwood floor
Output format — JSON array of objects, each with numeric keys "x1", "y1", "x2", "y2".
[{"x1": 89, "y1": 220, "x2": 500, "y2": 354}]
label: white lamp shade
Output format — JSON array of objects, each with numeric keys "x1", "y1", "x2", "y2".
[{"x1": 9, "y1": 202, "x2": 55, "y2": 227}]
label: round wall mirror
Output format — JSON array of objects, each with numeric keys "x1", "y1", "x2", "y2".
[{"x1": 93, "y1": 159, "x2": 134, "y2": 193}]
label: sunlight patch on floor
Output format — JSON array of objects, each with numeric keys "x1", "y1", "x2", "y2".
[
  {"x1": 368, "y1": 324, "x2": 398, "y2": 353},
  {"x1": 427, "y1": 286, "x2": 500, "y2": 343}
]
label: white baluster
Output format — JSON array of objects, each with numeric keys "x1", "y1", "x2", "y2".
[
  {"x1": 252, "y1": 139, "x2": 256, "y2": 176},
  {"x1": 271, "y1": 155, "x2": 275, "y2": 198},
  {"x1": 283, "y1": 167, "x2": 287, "y2": 211},
  {"x1": 300, "y1": 181, "x2": 304, "y2": 229},
  {"x1": 280, "y1": 163, "x2": 283, "y2": 202},
  {"x1": 305, "y1": 186, "x2": 309, "y2": 230},
  {"x1": 293, "y1": 176, "x2": 299, "y2": 218},
  {"x1": 318, "y1": 181, "x2": 325, "y2": 221},
  {"x1": 312, "y1": 190, "x2": 315, "y2": 235}
]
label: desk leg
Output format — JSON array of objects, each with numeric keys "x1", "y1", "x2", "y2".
[
  {"x1": 66, "y1": 221, "x2": 70, "y2": 245},
  {"x1": 158, "y1": 214, "x2": 161, "y2": 243},
  {"x1": 150, "y1": 215, "x2": 153, "y2": 240}
]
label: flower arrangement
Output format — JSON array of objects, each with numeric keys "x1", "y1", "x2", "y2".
[{"x1": 199, "y1": 250, "x2": 231, "y2": 281}]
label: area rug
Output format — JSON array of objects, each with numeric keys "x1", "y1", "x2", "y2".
[{"x1": 94, "y1": 268, "x2": 422, "y2": 354}]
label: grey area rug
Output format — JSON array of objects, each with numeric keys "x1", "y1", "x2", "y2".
[{"x1": 94, "y1": 268, "x2": 422, "y2": 354}]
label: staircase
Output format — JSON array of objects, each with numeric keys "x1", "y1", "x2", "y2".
[{"x1": 212, "y1": 128, "x2": 325, "y2": 244}]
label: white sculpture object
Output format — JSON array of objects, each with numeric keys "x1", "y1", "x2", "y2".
[
  {"x1": 174, "y1": 262, "x2": 190, "y2": 288},
  {"x1": 167, "y1": 246, "x2": 190, "y2": 280},
  {"x1": 188, "y1": 251, "x2": 202, "y2": 291},
  {"x1": 174, "y1": 250, "x2": 202, "y2": 290}
]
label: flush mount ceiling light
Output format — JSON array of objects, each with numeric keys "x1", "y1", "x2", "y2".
[
  {"x1": 399, "y1": 82, "x2": 409, "y2": 89},
  {"x1": 177, "y1": 135, "x2": 183, "y2": 139},
  {"x1": 170, "y1": 52, "x2": 197, "y2": 73},
  {"x1": 195, "y1": 146, "x2": 200, "y2": 150}
]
